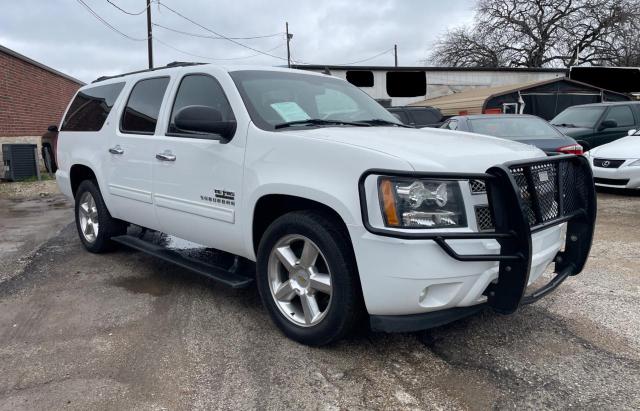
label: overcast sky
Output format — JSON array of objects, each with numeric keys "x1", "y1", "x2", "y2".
[{"x1": 0, "y1": 0, "x2": 475, "y2": 83}]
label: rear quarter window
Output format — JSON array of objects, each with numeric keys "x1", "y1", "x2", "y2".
[{"x1": 61, "y1": 82, "x2": 125, "y2": 132}]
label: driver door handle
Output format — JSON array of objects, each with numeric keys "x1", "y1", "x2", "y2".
[
  {"x1": 156, "y1": 151, "x2": 176, "y2": 162},
  {"x1": 108, "y1": 145, "x2": 124, "y2": 155}
]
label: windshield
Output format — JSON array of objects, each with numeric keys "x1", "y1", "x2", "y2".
[
  {"x1": 230, "y1": 70, "x2": 402, "y2": 130},
  {"x1": 468, "y1": 116, "x2": 563, "y2": 140},
  {"x1": 550, "y1": 107, "x2": 605, "y2": 128}
]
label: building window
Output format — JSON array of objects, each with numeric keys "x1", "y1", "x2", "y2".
[
  {"x1": 121, "y1": 77, "x2": 170, "y2": 135},
  {"x1": 386, "y1": 72, "x2": 426, "y2": 97},
  {"x1": 61, "y1": 82, "x2": 125, "y2": 132},
  {"x1": 346, "y1": 70, "x2": 374, "y2": 87}
]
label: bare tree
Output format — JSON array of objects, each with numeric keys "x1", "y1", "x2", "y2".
[{"x1": 429, "y1": 0, "x2": 640, "y2": 68}]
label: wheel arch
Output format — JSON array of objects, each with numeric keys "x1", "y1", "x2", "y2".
[
  {"x1": 69, "y1": 163, "x2": 99, "y2": 197},
  {"x1": 251, "y1": 193, "x2": 356, "y2": 258}
]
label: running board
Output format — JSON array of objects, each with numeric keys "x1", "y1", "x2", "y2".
[{"x1": 111, "y1": 235, "x2": 254, "y2": 288}]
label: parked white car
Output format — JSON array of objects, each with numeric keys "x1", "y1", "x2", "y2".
[
  {"x1": 55, "y1": 64, "x2": 596, "y2": 345},
  {"x1": 584, "y1": 129, "x2": 640, "y2": 189}
]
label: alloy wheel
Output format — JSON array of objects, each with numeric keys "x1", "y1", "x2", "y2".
[{"x1": 267, "y1": 234, "x2": 333, "y2": 327}]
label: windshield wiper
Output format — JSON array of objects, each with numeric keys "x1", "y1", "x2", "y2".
[
  {"x1": 353, "y1": 119, "x2": 412, "y2": 128},
  {"x1": 552, "y1": 123, "x2": 578, "y2": 128},
  {"x1": 274, "y1": 119, "x2": 370, "y2": 129}
]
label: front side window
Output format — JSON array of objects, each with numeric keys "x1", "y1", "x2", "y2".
[
  {"x1": 168, "y1": 74, "x2": 235, "y2": 136},
  {"x1": 604, "y1": 105, "x2": 634, "y2": 127},
  {"x1": 121, "y1": 77, "x2": 170, "y2": 134},
  {"x1": 61, "y1": 82, "x2": 125, "y2": 132},
  {"x1": 230, "y1": 70, "x2": 400, "y2": 130}
]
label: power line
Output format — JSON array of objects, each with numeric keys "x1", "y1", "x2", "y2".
[
  {"x1": 289, "y1": 48, "x2": 395, "y2": 67},
  {"x1": 76, "y1": 0, "x2": 148, "y2": 41},
  {"x1": 157, "y1": 2, "x2": 288, "y2": 61},
  {"x1": 339, "y1": 48, "x2": 395, "y2": 65},
  {"x1": 154, "y1": 36, "x2": 284, "y2": 61},
  {"x1": 152, "y1": 22, "x2": 284, "y2": 40},
  {"x1": 105, "y1": 0, "x2": 155, "y2": 16}
]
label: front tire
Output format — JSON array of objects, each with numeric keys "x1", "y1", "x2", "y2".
[
  {"x1": 74, "y1": 180, "x2": 126, "y2": 253},
  {"x1": 256, "y1": 211, "x2": 363, "y2": 346}
]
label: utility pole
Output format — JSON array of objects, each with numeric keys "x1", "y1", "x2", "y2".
[
  {"x1": 146, "y1": 0, "x2": 153, "y2": 69},
  {"x1": 394, "y1": 44, "x2": 398, "y2": 67},
  {"x1": 286, "y1": 22, "x2": 293, "y2": 68}
]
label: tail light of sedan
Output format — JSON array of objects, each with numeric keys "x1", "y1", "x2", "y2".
[{"x1": 556, "y1": 144, "x2": 583, "y2": 155}]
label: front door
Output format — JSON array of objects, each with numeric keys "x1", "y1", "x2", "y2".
[
  {"x1": 594, "y1": 105, "x2": 636, "y2": 147},
  {"x1": 106, "y1": 76, "x2": 171, "y2": 230},
  {"x1": 152, "y1": 73, "x2": 245, "y2": 254}
]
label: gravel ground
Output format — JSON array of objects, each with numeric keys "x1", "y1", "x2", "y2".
[{"x1": 0, "y1": 186, "x2": 638, "y2": 410}]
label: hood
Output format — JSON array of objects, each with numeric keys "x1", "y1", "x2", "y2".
[
  {"x1": 554, "y1": 126, "x2": 593, "y2": 138},
  {"x1": 589, "y1": 135, "x2": 640, "y2": 159},
  {"x1": 292, "y1": 126, "x2": 545, "y2": 173}
]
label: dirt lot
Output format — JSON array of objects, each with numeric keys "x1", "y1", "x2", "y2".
[{"x1": 0, "y1": 181, "x2": 638, "y2": 410}]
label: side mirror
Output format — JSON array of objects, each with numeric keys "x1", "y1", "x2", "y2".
[
  {"x1": 47, "y1": 125, "x2": 58, "y2": 133},
  {"x1": 599, "y1": 119, "x2": 617, "y2": 130},
  {"x1": 628, "y1": 129, "x2": 637, "y2": 136},
  {"x1": 174, "y1": 105, "x2": 236, "y2": 141}
]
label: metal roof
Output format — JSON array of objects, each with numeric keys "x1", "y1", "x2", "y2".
[
  {"x1": 0, "y1": 44, "x2": 84, "y2": 85},
  {"x1": 292, "y1": 64, "x2": 568, "y2": 73},
  {"x1": 409, "y1": 77, "x2": 629, "y2": 116}
]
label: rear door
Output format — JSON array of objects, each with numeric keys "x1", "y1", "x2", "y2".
[
  {"x1": 106, "y1": 76, "x2": 171, "y2": 230},
  {"x1": 152, "y1": 73, "x2": 246, "y2": 253},
  {"x1": 594, "y1": 105, "x2": 636, "y2": 147}
]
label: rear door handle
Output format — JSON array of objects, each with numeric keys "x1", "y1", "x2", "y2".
[
  {"x1": 156, "y1": 151, "x2": 176, "y2": 162},
  {"x1": 109, "y1": 145, "x2": 124, "y2": 155}
]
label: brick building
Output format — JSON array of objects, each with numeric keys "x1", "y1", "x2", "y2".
[{"x1": 1, "y1": 44, "x2": 83, "y2": 138}]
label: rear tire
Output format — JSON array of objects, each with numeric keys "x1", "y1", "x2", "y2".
[
  {"x1": 256, "y1": 211, "x2": 364, "y2": 346},
  {"x1": 74, "y1": 180, "x2": 126, "y2": 253}
]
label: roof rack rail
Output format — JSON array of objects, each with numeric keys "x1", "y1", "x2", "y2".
[{"x1": 92, "y1": 61, "x2": 204, "y2": 83}]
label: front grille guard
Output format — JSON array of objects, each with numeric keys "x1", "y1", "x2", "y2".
[{"x1": 357, "y1": 155, "x2": 597, "y2": 313}]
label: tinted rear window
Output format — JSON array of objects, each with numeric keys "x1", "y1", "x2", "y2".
[
  {"x1": 121, "y1": 77, "x2": 170, "y2": 134},
  {"x1": 389, "y1": 109, "x2": 410, "y2": 124},
  {"x1": 409, "y1": 109, "x2": 441, "y2": 125},
  {"x1": 61, "y1": 82, "x2": 125, "y2": 132},
  {"x1": 468, "y1": 117, "x2": 563, "y2": 140}
]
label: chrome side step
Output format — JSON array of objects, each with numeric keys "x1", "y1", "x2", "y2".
[{"x1": 111, "y1": 235, "x2": 254, "y2": 288}]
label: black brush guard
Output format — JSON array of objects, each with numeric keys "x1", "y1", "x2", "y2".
[{"x1": 358, "y1": 154, "x2": 597, "y2": 315}]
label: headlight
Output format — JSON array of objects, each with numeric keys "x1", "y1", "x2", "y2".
[
  {"x1": 629, "y1": 159, "x2": 640, "y2": 167},
  {"x1": 378, "y1": 177, "x2": 467, "y2": 228}
]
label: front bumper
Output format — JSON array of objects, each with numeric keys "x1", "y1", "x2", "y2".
[
  {"x1": 590, "y1": 160, "x2": 640, "y2": 189},
  {"x1": 354, "y1": 155, "x2": 596, "y2": 330}
]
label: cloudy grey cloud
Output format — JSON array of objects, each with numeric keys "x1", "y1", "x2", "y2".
[{"x1": 0, "y1": 0, "x2": 475, "y2": 83}]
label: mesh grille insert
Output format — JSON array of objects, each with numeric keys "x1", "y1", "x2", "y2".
[
  {"x1": 469, "y1": 179, "x2": 487, "y2": 194},
  {"x1": 475, "y1": 206, "x2": 494, "y2": 231}
]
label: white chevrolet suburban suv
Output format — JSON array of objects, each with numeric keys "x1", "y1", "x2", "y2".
[{"x1": 56, "y1": 63, "x2": 596, "y2": 345}]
